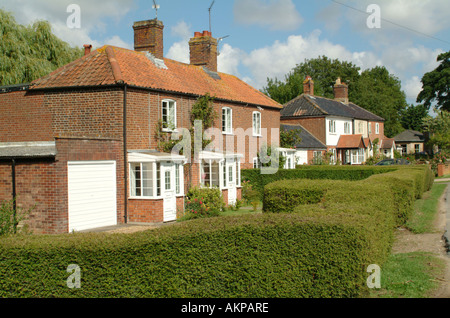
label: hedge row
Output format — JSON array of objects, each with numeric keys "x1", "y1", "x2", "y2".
[
  {"x1": 262, "y1": 165, "x2": 434, "y2": 291},
  {"x1": 242, "y1": 166, "x2": 397, "y2": 198},
  {"x1": 1, "y1": 214, "x2": 369, "y2": 298},
  {"x1": 0, "y1": 165, "x2": 433, "y2": 298}
]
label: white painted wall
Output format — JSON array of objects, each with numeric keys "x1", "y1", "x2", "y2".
[{"x1": 325, "y1": 116, "x2": 353, "y2": 146}]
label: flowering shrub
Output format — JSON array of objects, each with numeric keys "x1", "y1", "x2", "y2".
[
  {"x1": 430, "y1": 151, "x2": 449, "y2": 175},
  {"x1": 184, "y1": 187, "x2": 224, "y2": 219}
]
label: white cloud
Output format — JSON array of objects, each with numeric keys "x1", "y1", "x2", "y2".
[
  {"x1": 0, "y1": 0, "x2": 132, "y2": 48},
  {"x1": 166, "y1": 21, "x2": 192, "y2": 64},
  {"x1": 233, "y1": 0, "x2": 303, "y2": 31},
  {"x1": 404, "y1": 76, "x2": 422, "y2": 102},
  {"x1": 239, "y1": 30, "x2": 381, "y2": 89}
]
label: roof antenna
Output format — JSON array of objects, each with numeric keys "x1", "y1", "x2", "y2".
[
  {"x1": 208, "y1": 0, "x2": 215, "y2": 33},
  {"x1": 217, "y1": 35, "x2": 230, "y2": 56},
  {"x1": 152, "y1": 0, "x2": 160, "y2": 19}
]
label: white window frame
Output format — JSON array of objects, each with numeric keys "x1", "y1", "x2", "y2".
[
  {"x1": 222, "y1": 107, "x2": 233, "y2": 134},
  {"x1": 162, "y1": 99, "x2": 177, "y2": 132},
  {"x1": 253, "y1": 157, "x2": 261, "y2": 169},
  {"x1": 368, "y1": 122, "x2": 372, "y2": 134},
  {"x1": 375, "y1": 123, "x2": 380, "y2": 134},
  {"x1": 200, "y1": 159, "x2": 221, "y2": 189},
  {"x1": 330, "y1": 148, "x2": 337, "y2": 164},
  {"x1": 130, "y1": 161, "x2": 184, "y2": 199},
  {"x1": 253, "y1": 111, "x2": 262, "y2": 136},
  {"x1": 344, "y1": 122, "x2": 351, "y2": 134},
  {"x1": 329, "y1": 120, "x2": 336, "y2": 134}
]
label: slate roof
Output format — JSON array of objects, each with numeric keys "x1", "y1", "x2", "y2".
[
  {"x1": 0, "y1": 142, "x2": 57, "y2": 159},
  {"x1": 30, "y1": 45, "x2": 281, "y2": 109},
  {"x1": 393, "y1": 130, "x2": 425, "y2": 143},
  {"x1": 281, "y1": 94, "x2": 384, "y2": 121},
  {"x1": 380, "y1": 138, "x2": 395, "y2": 149},
  {"x1": 281, "y1": 124, "x2": 327, "y2": 150}
]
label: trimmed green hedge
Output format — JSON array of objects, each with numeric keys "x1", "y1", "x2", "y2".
[
  {"x1": 0, "y1": 165, "x2": 433, "y2": 298},
  {"x1": 242, "y1": 166, "x2": 396, "y2": 198},
  {"x1": 262, "y1": 165, "x2": 434, "y2": 274},
  {"x1": 1, "y1": 214, "x2": 370, "y2": 298}
]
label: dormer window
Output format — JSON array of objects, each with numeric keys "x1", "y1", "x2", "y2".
[{"x1": 162, "y1": 100, "x2": 177, "y2": 131}]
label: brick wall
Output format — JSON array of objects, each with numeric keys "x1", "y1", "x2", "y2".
[
  {"x1": 0, "y1": 90, "x2": 52, "y2": 142},
  {"x1": 45, "y1": 88, "x2": 124, "y2": 140},
  {"x1": 126, "y1": 89, "x2": 281, "y2": 170}
]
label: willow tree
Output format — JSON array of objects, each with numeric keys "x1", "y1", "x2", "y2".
[{"x1": 0, "y1": 9, "x2": 83, "y2": 86}]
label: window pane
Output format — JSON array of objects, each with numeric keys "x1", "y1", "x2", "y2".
[
  {"x1": 156, "y1": 163, "x2": 161, "y2": 196},
  {"x1": 175, "y1": 164, "x2": 180, "y2": 194},
  {"x1": 165, "y1": 170, "x2": 171, "y2": 190},
  {"x1": 131, "y1": 164, "x2": 141, "y2": 197},
  {"x1": 142, "y1": 163, "x2": 153, "y2": 197},
  {"x1": 202, "y1": 160, "x2": 211, "y2": 187},
  {"x1": 228, "y1": 165, "x2": 233, "y2": 183},
  {"x1": 223, "y1": 163, "x2": 227, "y2": 187},
  {"x1": 211, "y1": 161, "x2": 220, "y2": 187}
]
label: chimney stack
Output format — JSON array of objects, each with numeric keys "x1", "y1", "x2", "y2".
[
  {"x1": 83, "y1": 44, "x2": 92, "y2": 56},
  {"x1": 303, "y1": 75, "x2": 314, "y2": 96},
  {"x1": 133, "y1": 19, "x2": 164, "y2": 60},
  {"x1": 189, "y1": 30, "x2": 218, "y2": 72},
  {"x1": 334, "y1": 78, "x2": 349, "y2": 104}
]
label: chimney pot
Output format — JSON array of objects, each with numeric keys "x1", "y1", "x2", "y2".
[
  {"x1": 334, "y1": 77, "x2": 349, "y2": 104},
  {"x1": 189, "y1": 31, "x2": 218, "y2": 72},
  {"x1": 303, "y1": 75, "x2": 314, "y2": 96},
  {"x1": 133, "y1": 19, "x2": 164, "y2": 59},
  {"x1": 83, "y1": 44, "x2": 92, "y2": 56}
]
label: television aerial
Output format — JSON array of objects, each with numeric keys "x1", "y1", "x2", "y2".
[
  {"x1": 152, "y1": 0, "x2": 160, "y2": 19},
  {"x1": 209, "y1": 0, "x2": 215, "y2": 33}
]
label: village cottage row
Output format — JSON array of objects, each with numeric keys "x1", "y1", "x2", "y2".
[{"x1": 0, "y1": 18, "x2": 391, "y2": 234}]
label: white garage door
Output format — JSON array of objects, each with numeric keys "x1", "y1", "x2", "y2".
[{"x1": 68, "y1": 161, "x2": 117, "y2": 232}]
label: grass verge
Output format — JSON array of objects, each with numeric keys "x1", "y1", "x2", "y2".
[
  {"x1": 371, "y1": 182, "x2": 448, "y2": 298},
  {"x1": 369, "y1": 252, "x2": 446, "y2": 298},
  {"x1": 406, "y1": 183, "x2": 448, "y2": 234}
]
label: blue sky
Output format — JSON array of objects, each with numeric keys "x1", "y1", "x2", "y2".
[{"x1": 1, "y1": 0, "x2": 449, "y2": 105}]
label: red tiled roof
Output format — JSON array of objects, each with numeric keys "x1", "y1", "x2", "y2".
[
  {"x1": 337, "y1": 135, "x2": 366, "y2": 149},
  {"x1": 30, "y1": 45, "x2": 281, "y2": 109}
]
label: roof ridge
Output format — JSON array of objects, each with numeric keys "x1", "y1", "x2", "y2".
[
  {"x1": 105, "y1": 46, "x2": 124, "y2": 84},
  {"x1": 304, "y1": 94, "x2": 328, "y2": 115}
]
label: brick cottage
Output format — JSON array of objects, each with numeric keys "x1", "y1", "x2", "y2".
[{"x1": 0, "y1": 18, "x2": 282, "y2": 234}]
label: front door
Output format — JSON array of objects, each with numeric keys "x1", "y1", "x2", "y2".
[
  {"x1": 226, "y1": 161, "x2": 237, "y2": 205},
  {"x1": 161, "y1": 163, "x2": 177, "y2": 222}
]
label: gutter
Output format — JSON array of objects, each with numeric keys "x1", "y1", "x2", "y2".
[
  {"x1": 11, "y1": 159, "x2": 17, "y2": 233},
  {"x1": 123, "y1": 84, "x2": 128, "y2": 224}
]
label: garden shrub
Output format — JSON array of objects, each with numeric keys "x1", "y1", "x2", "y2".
[{"x1": 184, "y1": 186, "x2": 225, "y2": 219}]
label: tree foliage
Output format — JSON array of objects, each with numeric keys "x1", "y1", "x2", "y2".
[
  {"x1": 0, "y1": 9, "x2": 83, "y2": 86},
  {"x1": 262, "y1": 56, "x2": 361, "y2": 104},
  {"x1": 417, "y1": 51, "x2": 450, "y2": 112},
  {"x1": 422, "y1": 110, "x2": 450, "y2": 151},
  {"x1": 262, "y1": 57, "x2": 408, "y2": 138},
  {"x1": 351, "y1": 66, "x2": 407, "y2": 137},
  {"x1": 400, "y1": 104, "x2": 429, "y2": 132}
]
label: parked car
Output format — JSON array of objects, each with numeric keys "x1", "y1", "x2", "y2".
[{"x1": 375, "y1": 159, "x2": 410, "y2": 166}]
